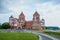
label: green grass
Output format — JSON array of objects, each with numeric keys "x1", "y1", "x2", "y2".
[
  {"x1": 0, "y1": 32, "x2": 39, "y2": 40},
  {"x1": 42, "y1": 31, "x2": 60, "y2": 38}
]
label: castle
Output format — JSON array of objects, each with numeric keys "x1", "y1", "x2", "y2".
[{"x1": 9, "y1": 11, "x2": 45, "y2": 30}]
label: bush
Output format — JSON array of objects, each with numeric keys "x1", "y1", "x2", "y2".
[
  {"x1": 1, "y1": 22, "x2": 10, "y2": 29},
  {"x1": 0, "y1": 23, "x2": 2, "y2": 29}
]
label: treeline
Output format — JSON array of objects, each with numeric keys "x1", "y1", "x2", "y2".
[
  {"x1": 0, "y1": 22, "x2": 10, "y2": 29},
  {"x1": 44, "y1": 26, "x2": 60, "y2": 30}
]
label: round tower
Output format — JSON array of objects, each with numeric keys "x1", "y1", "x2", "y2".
[{"x1": 9, "y1": 15, "x2": 14, "y2": 29}]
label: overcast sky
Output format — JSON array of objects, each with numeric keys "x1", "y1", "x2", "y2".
[{"x1": 0, "y1": 0, "x2": 60, "y2": 27}]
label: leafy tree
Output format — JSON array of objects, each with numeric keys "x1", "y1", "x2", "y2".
[
  {"x1": 0, "y1": 23, "x2": 2, "y2": 29},
  {"x1": 2, "y1": 22, "x2": 10, "y2": 29}
]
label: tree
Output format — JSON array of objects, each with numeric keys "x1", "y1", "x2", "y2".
[
  {"x1": 0, "y1": 23, "x2": 2, "y2": 29},
  {"x1": 45, "y1": 26, "x2": 48, "y2": 29},
  {"x1": 2, "y1": 22, "x2": 10, "y2": 29}
]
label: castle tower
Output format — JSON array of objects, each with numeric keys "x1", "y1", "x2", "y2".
[
  {"x1": 9, "y1": 15, "x2": 14, "y2": 29},
  {"x1": 32, "y1": 11, "x2": 42, "y2": 30},
  {"x1": 41, "y1": 18, "x2": 45, "y2": 26},
  {"x1": 18, "y1": 12, "x2": 25, "y2": 29},
  {"x1": 33, "y1": 11, "x2": 40, "y2": 27},
  {"x1": 33, "y1": 11, "x2": 40, "y2": 24},
  {"x1": 41, "y1": 18, "x2": 45, "y2": 29}
]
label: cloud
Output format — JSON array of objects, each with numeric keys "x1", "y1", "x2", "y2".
[
  {"x1": 0, "y1": 0, "x2": 13, "y2": 13},
  {"x1": 0, "y1": 14, "x2": 10, "y2": 23},
  {"x1": 39, "y1": 0, "x2": 60, "y2": 4},
  {"x1": 34, "y1": 2, "x2": 60, "y2": 27},
  {"x1": 0, "y1": 0, "x2": 60, "y2": 27}
]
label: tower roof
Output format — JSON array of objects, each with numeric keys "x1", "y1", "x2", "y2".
[
  {"x1": 42, "y1": 18, "x2": 45, "y2": 21},
  {"x1": 10, "y1": 15, "x2": 13, "y2": 18},
  {"x1": 19, "y1": 12, "x2": 25, "y2": 17},
  {"x1": 33, "y1": 11, "x2": 39, "y2": 16}
]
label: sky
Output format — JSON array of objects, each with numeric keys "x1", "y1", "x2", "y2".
[{"x1": 0, "y1": 0, "x2": 60, "y2": 27}]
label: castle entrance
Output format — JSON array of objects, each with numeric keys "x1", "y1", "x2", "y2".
[{"x1": 18, "y1": 27, "x2": 21, "y2": 29}]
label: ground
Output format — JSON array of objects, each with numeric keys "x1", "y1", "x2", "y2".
[{"x1": 0, "y1": 32, "x2": 39, "y2": 40}]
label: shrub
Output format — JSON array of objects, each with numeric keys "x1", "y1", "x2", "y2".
[{"x1": 1, "y1": 22, "x2": 10, "y2": 29}]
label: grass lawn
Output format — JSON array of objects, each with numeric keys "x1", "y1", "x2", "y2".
[
  {"x1": 0, "y1": 32, "x2": 39, "y2": 40},
  {"x1": 42, "y1": 31, "x2": 60, "y2": 38}
]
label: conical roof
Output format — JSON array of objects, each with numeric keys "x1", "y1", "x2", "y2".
[
  {"x1": 33, "y1": 11, "x2": 39, "y2": 16},
  {"x1": 19, "y1": 12, "x2": 25, "y2": 16},
  {"x1": 10, "y1": 15, "x2": 13, "y2": 18},
  {"x1": 42, "y1": 18, "x2": 45, "y2": 21}
]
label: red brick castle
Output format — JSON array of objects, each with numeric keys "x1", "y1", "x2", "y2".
[{"x1": 9, "y1": 11, "x2": 45, "y2": 30}]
